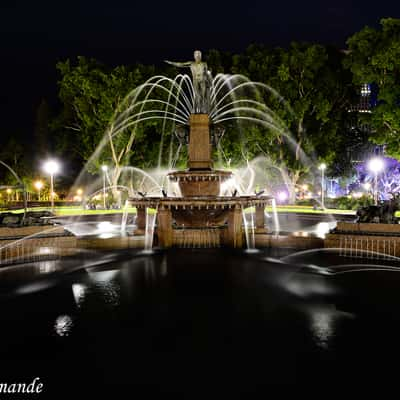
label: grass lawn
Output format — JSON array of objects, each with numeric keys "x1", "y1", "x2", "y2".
[
  {"x1": 264, "y1": 205, "x2": 356, "y2": 215},
  {"x1": 0, "y1": 206, "x2": 137, "y2": 216}
]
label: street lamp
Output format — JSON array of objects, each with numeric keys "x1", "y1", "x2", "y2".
[
  {"x1": 101, "y1": 165, "x2": 108, "y2": 209},
  {"x1": 34, "y1": 180, "x2": 44, "y2": 201},
  {"x1": 43, "y1": 160, "x2": 60, "y2": 211},
  {"x1": 318, "y1": 163, "x2": 327, "y2": 209},
  {"x1": 368, "y1": 157, "x2": 384, "y2": 205}
]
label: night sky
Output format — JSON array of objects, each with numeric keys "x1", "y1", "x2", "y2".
[{"x1": 0, "y1": 0, "x2": 399, "y2": 141}]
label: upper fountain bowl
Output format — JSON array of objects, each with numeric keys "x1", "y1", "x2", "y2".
[{"x1": 168, "y1": 170, "x2": 232, "y2": 197}]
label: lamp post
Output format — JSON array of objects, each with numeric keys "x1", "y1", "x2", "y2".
[
  {"x1": 368, "y1": 157, "x2": 384, "y2": 205},
  {"x1": 318, "y1": 163, "x2": 327, "y2": 209},
  {"x1": 34, "y1": 180, "x2": 44, "y2": 201},
  {"x1": 101, "y1": 165, "x2": 108, "y2": 209},
  {"x1": 43, "y1": 160, "x2": 60, "y2": 212},
  {"x1": 363, "y1": 182, "x2": 371, "y2": 196}
]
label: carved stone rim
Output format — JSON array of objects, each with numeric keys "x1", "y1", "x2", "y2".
[
  {"x1": 129, "y1": 195, "x2": 273, "y2": 210},
  {"x1": 168, "y1": 170, "x2": 232, "y2": 182}
]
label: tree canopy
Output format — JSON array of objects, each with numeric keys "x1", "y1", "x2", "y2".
[
  {"x1": 44, "y1": 19, "x2": 400, "y2": 197},
  {"x1": 345, "y1": 18, "x2": 400, "y2": 158}
]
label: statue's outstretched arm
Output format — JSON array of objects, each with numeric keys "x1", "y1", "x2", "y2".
[{"x1": 164, "y1": 60, "x2": 192, "y2": 67}]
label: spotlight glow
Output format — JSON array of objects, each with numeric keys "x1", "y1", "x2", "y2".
[
  {"x1": 277, "y1": 191, "x2": 288, "y2": 202},
  {"x1": 368, "y1": 157, "x2": 384, "y2": 174}
]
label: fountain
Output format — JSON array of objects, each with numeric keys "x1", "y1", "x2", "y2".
[
  {"x1": 4, "y1": 51, "x2": 400, "y2": 394},
  {"x1": 128, "y1": 51, "x2": 272, "y2": 248},
  {"x1": 130, "y1": 112, "x2": 271, "y2": 248}
]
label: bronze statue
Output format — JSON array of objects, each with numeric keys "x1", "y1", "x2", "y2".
[
  {"x1": 165, "y1": 50, "x2": 212, "y2": 114},
  {"x1": 356, "y1": 192, "x2": 400, "y2": 224}
]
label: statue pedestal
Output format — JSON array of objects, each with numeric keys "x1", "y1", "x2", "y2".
[
  {"x1": 134, "y1": 208, "x2": 146, "y2": 235},
  {"x1": 188, "y1": 114, "x2": 212, "y2": 170},
  {"x1": 255, "y1": 205, "x2": 267, "y2": 233}
]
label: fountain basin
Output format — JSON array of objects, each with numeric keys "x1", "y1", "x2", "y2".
[
  {"x1": 168, "y1": 170, "x2": 232, "y2": 197},
  {"x1": 129, "y1": 195, "x2": 271, "y2": 230}
]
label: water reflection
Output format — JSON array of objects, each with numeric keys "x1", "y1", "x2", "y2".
[
  {"x1": 54, "y1": 315, "x2": 74, "y2": 337},
  {"x1": 2, "y1": 249, "x2": 400, "y2": 388},
  {"x1": 306, "y1": 305, "x2": 354, "y2": 350},
  {"x1": 72, "y1": 283, "x2": 87, "y2": 308},
  {"x1": 72, "y1": 270, "x2": 122, "y2": 309}
]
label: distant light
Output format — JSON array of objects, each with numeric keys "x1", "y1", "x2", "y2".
[
  {"x1": 277, "y1": 191, "x2": 288, "y2": 202},
  {"x1": 352, "y1": 192, "x2": 363, "y2": 198},
  {"x1": 363, "y1": 182, "x2": 371, "y2": 190},
  {"x1": 6, "y1": 188, "x2": 12, "y2": 194},
  {"x1": 43, "y1": 160, "x2": 60, "y2": 175},
  {"x1": 34, "y1": 180, "x2": 44, "y2": 190},
  {"x1": 76, "y1": 188, "x2": 83, "y2": 196},
  {"x1": 368, "y1": 157, "x2": 384, "y2": 174},
  {"x1": 319, "y1": 163, "x2": 327, "y2": 171},
  {"x1": 302, "y1": 184, "x2": 309, "y2": 191},
  {"x1": 361, "y1": 83, "x2": 371, "y2": 96},
  {"x1": 101, "y1": 165, "x2": 108, "y2": 172}
]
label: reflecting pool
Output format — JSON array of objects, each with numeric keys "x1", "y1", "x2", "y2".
[{"x1": 1, "y1": 248, "x2": 400, "y2": 393}]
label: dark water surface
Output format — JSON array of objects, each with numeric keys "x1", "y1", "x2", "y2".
[{"x1": 1, "y1": 248, "x2": 400, "y2": 393}]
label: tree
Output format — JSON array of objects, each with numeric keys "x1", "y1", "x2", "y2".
[
  {"x1": 226, "y1": 43, "x2": 354, "y2": 201},
  {"x1": 345, "y1": 18, "x2": 400, "y2": 158},
  {"x1": 52, "y1": 57, "x2": 171, "y2": 187},
  {"x1": 0, "y1": 134, "x2": 33, "y2": 187}
]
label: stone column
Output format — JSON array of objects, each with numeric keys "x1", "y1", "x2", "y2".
[
  {"x1": 135, "y1": 207, "x2": 146, "y2": 235},
  {"x1": 188, "y1": 114, "x2": 212, "y2": 170},
  {"x1": 157, "y1": 208, "x2": 173, "y2": 248},
  {"x1": 255, "y1": 204, "x2": 267, "y2": 233},
  {"x1": 226, "y1": 206, "x2": 243, "y2": 248}
]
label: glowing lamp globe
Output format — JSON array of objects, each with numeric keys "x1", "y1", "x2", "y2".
[
  {"x1": 368, "y1": 158, "x2": 384, "y2": 174},
  {"x1": 43, "y1": 160, "x2": 60, "y2": 175}
]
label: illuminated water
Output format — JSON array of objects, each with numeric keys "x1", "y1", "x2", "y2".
[{"x1": 0, "y1": 246, "x2": 400, "y2": 394}]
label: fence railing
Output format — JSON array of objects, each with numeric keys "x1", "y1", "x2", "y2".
[{"x1": 338, "y1": 236, "x2": 397, "y2": 260}]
